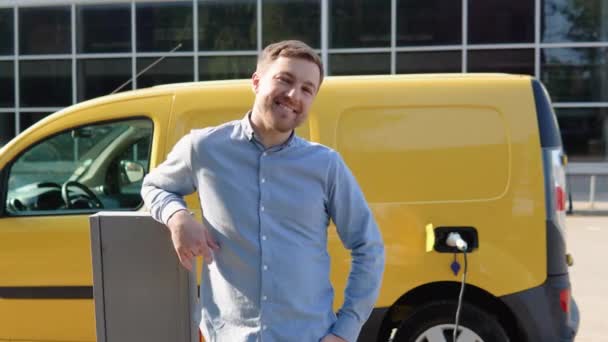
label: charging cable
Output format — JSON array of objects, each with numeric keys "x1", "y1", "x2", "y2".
[{"x1": 446, "y1": 232, "x2": 468, "y2": 342}]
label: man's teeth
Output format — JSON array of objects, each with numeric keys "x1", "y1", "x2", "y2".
[{"x1": 278, "y1": 103, "x2": 295, "y2": 113}]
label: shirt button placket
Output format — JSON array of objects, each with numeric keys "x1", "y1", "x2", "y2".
[{"x1": 259, "y1": 150, "x2": 269, "y2": 338}]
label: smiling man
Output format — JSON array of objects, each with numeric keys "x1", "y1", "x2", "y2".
[{"x1": 141, "y1": 40, "x2": 385, "y2": 342}]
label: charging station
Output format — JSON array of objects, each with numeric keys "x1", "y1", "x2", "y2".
[{"x1": 89, "y1": 212, "x2": 199, "y2": 342}]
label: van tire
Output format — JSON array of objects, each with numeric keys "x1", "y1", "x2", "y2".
[{"x1": 392, "y1": 301, "x2": 509, "y2": 342}]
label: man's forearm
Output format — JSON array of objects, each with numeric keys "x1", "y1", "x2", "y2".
[{"x1": 141, "y1": 184, "x2": 189, "y2": 225}]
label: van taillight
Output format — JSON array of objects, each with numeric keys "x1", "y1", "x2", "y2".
[
  {"x1": 556, "y1": 185, "x2": 566, "y2": 212},
  {"x1": 560, "y1": 288, "x2": 571, "y2": 313}
]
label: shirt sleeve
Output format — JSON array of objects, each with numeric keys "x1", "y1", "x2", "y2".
[
  {"x1": 141, "y1": 133, "x2": 197, "y2": 225},
  {"x1": 326, "y1": 151, "x2": 386, "y2": 342}
]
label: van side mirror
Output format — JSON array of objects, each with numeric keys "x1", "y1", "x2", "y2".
[{"x1": 120, "y1": 160, "x2": 145, "y2": 183}]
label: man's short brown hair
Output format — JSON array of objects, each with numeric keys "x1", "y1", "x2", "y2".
[{"x1": 257, "y1": 40, "x2": 324, "y2": 86}]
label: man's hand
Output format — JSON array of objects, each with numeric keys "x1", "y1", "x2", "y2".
[
  {"x1": 167, "y1": 210, "x2": 220, "y2": 270},
  {"x1": 321, "y1": 334, "x2": 347, "y2": 342}
]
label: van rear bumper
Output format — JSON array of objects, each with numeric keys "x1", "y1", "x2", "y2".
[{"x1": 500, "y1": 274, "x2": 579, "y2": 342}]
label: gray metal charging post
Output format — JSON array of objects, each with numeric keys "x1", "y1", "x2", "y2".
[{"x1": 89, "y1": 212, "x2": 198, "y2": 342}]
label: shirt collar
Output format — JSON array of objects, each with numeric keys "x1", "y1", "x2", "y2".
[{"x1": 241, "y1": 111, "x2": 298, "y2": 150}]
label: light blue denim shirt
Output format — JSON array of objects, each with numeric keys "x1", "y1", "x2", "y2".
[{"x1": 141, "y1": 113, "x2": 385, "y2": 342}]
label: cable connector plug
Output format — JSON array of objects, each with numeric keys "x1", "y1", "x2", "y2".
[{"x1": 446, "y1": 232, "x2": 468, "y2": 252}]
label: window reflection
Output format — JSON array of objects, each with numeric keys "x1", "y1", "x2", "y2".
[
  {"x1": 263, "y1": 0, "x2": 320, "y2": 49},
  {"x1": 0, "y1": 61, "x2": 14, "y2": 107},
  {"x1": 19, "y1": 112, "x2": 51, "y2": 132},
  {"x1": 397, "y1": 51, "x2": 461, "y2": 74},
  {"x1": 330, "y1": 0, "x2": 390, "y2": 48},
  {"x1": 199, "y1": 55, "x2": 256, "y2": 80},
  {"x1": 397, "y1": 0, "x2": 461, "y2": 46},
  {"x1": 557, "y1": 108, "x2": 608, "y2": 161},
  {"x1": 541, "y1": 48, "x2": 608, "y2": 102},
  {"x1": 469, "y1": 49, "x2": 534, "y2": 75},
  {"x1": 77, "y1": 4, "x2": 131, "y2": 53},
  {"x1": 543, "y1": 0, "x2": 608, "y2": 42},
  {"x1": 329, "y1": 53, "x2": 390, "y2": 75},
  {"x1": 20, "y1": 60, "x2": 71, "y2": 107},
  {"x1": 78, "y1": 59, "x2": 131, "y2": 101},
  {"x1": 468, "y1": 0, "x2": 534, "y2": 44},
  {"x1": 0, "y1": 8, "x2": 13, "y2": 55},
  {"x1": 136, "y1": 2, "x2": 193, "y2": 52},
  {"x1": 0, "y1": 113, "x2": 15, "y2": 147},
  {"x1": 198, "y1": 0, "x2": 256, "y2": 51},
  {"x1": 19, "y1": 6, "x2": 71, "y2": 54},
  {"x1": 136, "y1": 57, "x2": 193, "y2": 88}
]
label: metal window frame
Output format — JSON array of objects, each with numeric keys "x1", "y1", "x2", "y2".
[{"x1": 1, "y1": 0, "x2": 607, "y2": 146}]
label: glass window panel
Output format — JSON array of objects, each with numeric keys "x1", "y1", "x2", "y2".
[
  {"x1": 199, "y1": 55, "x2": 256, "y2": 80},
  {"x1": 0, "y1": 61, "x2": 14, "y2": 107},
  {"x1": 19, "y1": 6, "x2": 71, "y2": 54},
  {"x1": 77, "y1": 59, "x2": 131, "y2": 101},
  {"x1": 330, "y1": 0, "x2": 390, "y2": 48},
  {"x1": 19, "y1": 112, "x2": 51, "y2": 132},
  {"x1": 556, "y1": 108, "x2": 608, "y2": 161},
  {"x1": 0, "y1": 113, "x2": 15, "y2": 146},
  {"x1": 541, "y1": 48, "x2": 608, "y2": 102},
  {"x1": 136, "y1": 2, "x2": 193, "y2": 52},
  {"x1": 77, "y1": 4, "x2": 131, "y2": 53},
  {"x1": 7, "y1": 119, "x2": 153, "y2": 213},
  {"x1": 263, "y1": 0, "x2": 320, "y2": 49},
  {"x1": 20, "y1": 60, "x2": 71, "y2": 107},
  {"x1": 329, "y1": 53, "x2": 390, "y2": 75},
  {"x1": 543, "y1": 0, "x2": 608, "y2": 43},
  {"x1": 199, "y1": 0, "x2": 256, "y2": 51},
  {"x1": 0, "y1": 8, "x2": 13, "y2": 55},
  {"x1": 468, "y1": 49, "x2": 534, "y2": 75},
  {"x1": 397, "y1": 0, "x2": 461, "y2": 46},
  {"x1": 468, "y1": 0, "x2": 534, "y2": 44},
  {"x1": 136, "y1": 57, "x2": 193, "y2": 88},
  {"x1": 397, "y1": 51, "x2": 461, "y2": 74}
]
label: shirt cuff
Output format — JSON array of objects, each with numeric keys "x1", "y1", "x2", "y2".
[
  {"x1": 330, "y1": 313, "x2": 361, "y2": 342},
  {"x1": 161, "y1": 201, "x2": 189, "y2": 225}
]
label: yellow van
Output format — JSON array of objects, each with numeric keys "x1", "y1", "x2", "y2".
[{"x1": 0, "y1": 74, "x2": 578, "y2": 341}]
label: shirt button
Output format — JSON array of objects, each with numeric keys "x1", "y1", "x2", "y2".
[
  {"x1": 260, "y1": 206, "x2": 265, "y2": 211},
  {"x1": 262, "y1": 295, "x2": 267, "y2": 301},
  {"x1": 261, "y1": 178, "x2": 266, "y2": 183},
  {"x1": 263, "y1": 265, "x2": 268, "y2": 271},
  {"x1": 263, "y1": 325, "x2": 268, "y2": 330},
  {"x1": 262, "y1": 152, "x2": 268, "y2": 157},
  {"x1": 262, "y1": 235, "x2": 267, "y2": 241}
]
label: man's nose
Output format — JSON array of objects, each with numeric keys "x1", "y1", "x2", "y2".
[{"x1": 286, "y1": 86, "x2": 300, "y2": 100}]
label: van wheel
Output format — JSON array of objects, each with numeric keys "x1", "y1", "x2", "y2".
[{"x1": 392, "y1": 301, "x2": 509, "y2": 342}]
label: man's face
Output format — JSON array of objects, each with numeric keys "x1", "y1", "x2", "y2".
[{"x1": 252, "y1": 56, "x2": 321, "y2": 133}]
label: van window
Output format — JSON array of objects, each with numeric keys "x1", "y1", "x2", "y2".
[{"x1": 5, "y1": 119, "x2": 152, "y2": 215}]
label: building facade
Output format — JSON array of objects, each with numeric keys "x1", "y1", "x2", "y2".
[{"x1": 0, "y1": 0, "x2": 607, "y2": 165}]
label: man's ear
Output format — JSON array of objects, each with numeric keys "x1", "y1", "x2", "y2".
[{"x1": 251, "y1": 72, "x2": 260, "y2": 94}]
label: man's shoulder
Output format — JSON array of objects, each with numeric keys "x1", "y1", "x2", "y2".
[
  {"x1": 189, "y1": 119, "x2": 241, "y2": 144},
  {"x1": 296, "y1": 138, "x2": 340, "y2": 161}
]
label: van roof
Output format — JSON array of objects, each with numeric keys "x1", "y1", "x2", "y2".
[
  {"x1": 57, "y1": 73, "x2": 534, "y2": 114},
  {"x1": 150, "y1": 73, "x2": 531, "y2": 90}
]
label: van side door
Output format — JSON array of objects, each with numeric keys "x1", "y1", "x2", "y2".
[{"x1": 0, "y1": 95, "x2": 171, "y2": 342}]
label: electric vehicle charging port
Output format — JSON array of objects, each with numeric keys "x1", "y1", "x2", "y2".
[{"x1": 433, "y1": 227, "x2": 478, "y2": 253}]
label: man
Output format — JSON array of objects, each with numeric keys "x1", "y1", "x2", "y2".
[{"x1": 141, "y1": 40, "x2": 384, "y2": 342}]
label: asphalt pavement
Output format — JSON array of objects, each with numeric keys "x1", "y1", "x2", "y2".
[{"x1": 566, "y1": 215, "x2": 608, "y2": 342}]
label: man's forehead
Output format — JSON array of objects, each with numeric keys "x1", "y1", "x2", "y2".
[{"x1": 267, "y1": 57, "x2": 320, "y2": 86}]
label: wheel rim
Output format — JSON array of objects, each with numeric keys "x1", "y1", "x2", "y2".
[{"x1": 414, "y1": 324, "x2": 484, "y2": 342}]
